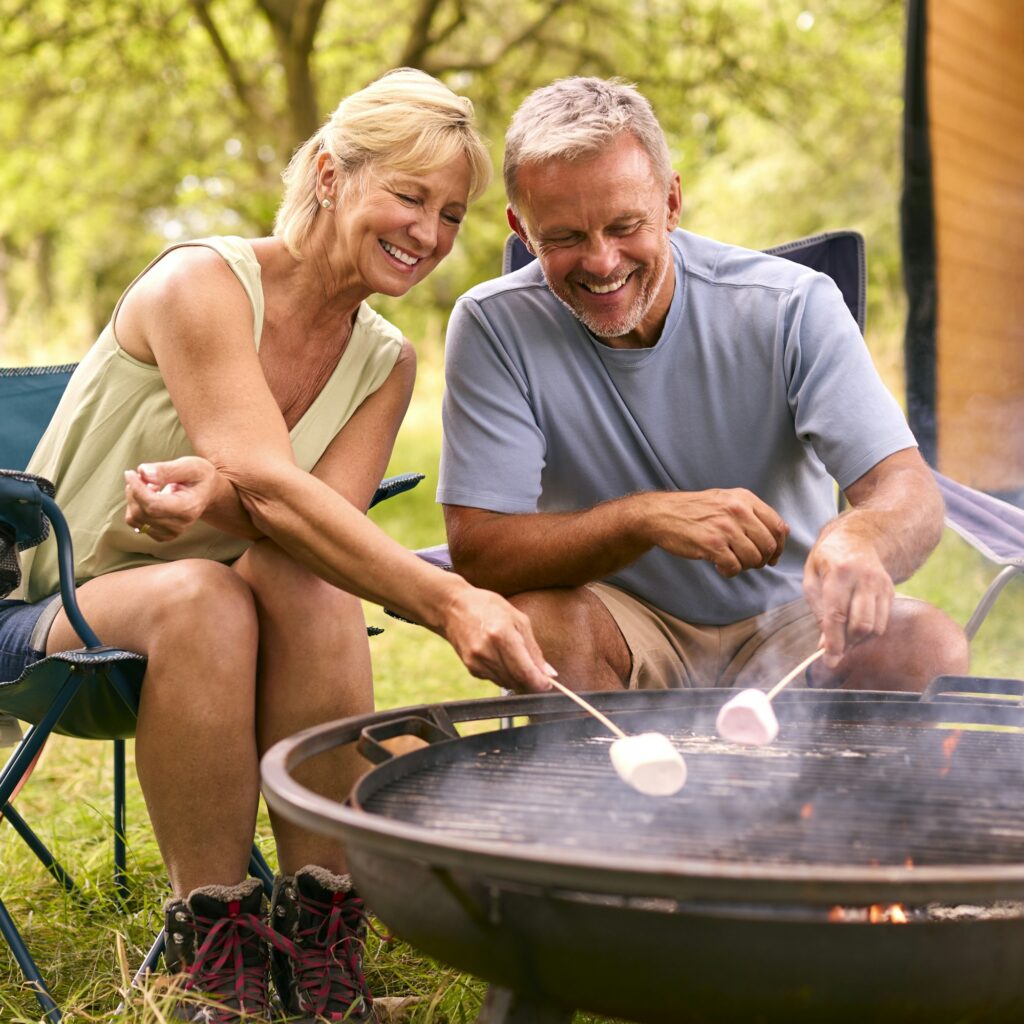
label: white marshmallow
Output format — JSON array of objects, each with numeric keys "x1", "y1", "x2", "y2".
[
  {"x1": 715, "y1": 689, "x2": 780, "y2": 746},
  {"x1": 609, "y1": 732, "x2": 687, "y2": 796}
]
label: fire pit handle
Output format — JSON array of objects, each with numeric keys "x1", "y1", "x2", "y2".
[
  {"x1": 922, "y1": 674, "x2": 1024, "y2": 706},
  {"x1": 358, "y1": 715, "x2": 458, "y2": 765}
]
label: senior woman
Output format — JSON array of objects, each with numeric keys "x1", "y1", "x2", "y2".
[{"x1": 6, "y1": 69, "x2": 552, "y2": 1022}]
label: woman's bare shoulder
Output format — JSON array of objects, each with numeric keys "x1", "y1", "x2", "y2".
[{"x1": 116, "y1": 244, "x2": 254, "y2": 363}]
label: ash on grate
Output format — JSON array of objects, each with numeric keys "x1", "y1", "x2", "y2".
[{"x1": 923, "y1": 900, "x2": 1024, "y2": 921}]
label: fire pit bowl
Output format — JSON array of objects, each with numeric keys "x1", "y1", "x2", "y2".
[{"x1": 262, "y1": 679, "x2": 1024, "y2": 1024}]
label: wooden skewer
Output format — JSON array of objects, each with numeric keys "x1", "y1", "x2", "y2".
[
  {"x1": 545, "y1": 676, "x2": 628, "y2": 739},
  {"x1": 766, "y1": 647, "x2": 826, "y2": 701}
]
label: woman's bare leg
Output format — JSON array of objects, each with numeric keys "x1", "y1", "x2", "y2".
[
  {"x1": 46, "y1": 559, "x2": 260, "y2": 896},
  {"x1": 233, "y1": 540, "x2": 373, "y2": 876}
]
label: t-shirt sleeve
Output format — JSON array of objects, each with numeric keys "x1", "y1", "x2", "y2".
[
  {"x1": 783, "y1": 272, "x2": 917, "y2": 490},
  {"x1": 437, "y1": 296, "x2": 546, "y2": 513}
]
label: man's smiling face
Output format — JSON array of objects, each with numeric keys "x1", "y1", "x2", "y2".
[{"x1": 510, "y1": 134, "x2": 681, "y2": 348}]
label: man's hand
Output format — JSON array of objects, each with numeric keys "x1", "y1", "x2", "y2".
[
  {"x1": 446, "y1": 487, "x2": 789, "y2": 596},
  {"x1": 124, "y1": 457, "x2": 218, "y2": 542},
  {"x1": 646, "y1": 489, "x2": 789, "y2": 578},
  {"x1": 801, "y1": 449, "x2": 944, "y2": 669},
  {"x1": 803, "y1": 530, "x2": 894, "y2": 668},
  {"x1": 436, "y1": 584, "x2": 555, "y2": 694}
]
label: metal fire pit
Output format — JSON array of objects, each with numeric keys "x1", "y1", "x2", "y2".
[{"x1": 262, "y1": 679, "x2": 1024, "y2": 1023}]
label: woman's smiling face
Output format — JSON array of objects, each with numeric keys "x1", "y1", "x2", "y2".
[{"x1": 333, "y1": 154, "x2": 472, "y2": 297}]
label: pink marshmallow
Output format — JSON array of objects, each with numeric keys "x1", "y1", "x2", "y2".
[{"x1": 716, "y1": 689, "x2": 780, "y2": 746}]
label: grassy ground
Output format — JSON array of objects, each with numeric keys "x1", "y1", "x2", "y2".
[{"x1": 1, "y1": 337, "x2": 1021, "y2": 1022}]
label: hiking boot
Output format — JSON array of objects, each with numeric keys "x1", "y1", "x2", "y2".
[
  {"x1": 270, "y1": 866, "x2": 376, "y2": 1023},
  {"x1": 164, "y1": 877, "x2": 293, "y2": 1023}
]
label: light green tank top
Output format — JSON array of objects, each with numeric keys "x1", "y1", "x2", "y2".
[{"x1": 18, "y1": 236, "x2": 403, "y2": 602}]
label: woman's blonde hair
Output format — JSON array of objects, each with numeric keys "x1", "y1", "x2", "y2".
[{"x1": 274, "y1": 68, "x2": 492, "y2": 257}]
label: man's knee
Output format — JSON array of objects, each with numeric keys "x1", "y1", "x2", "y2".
[
  {"x1": 509, "y1": 587, "x2": 630, "y2": 686},
  {"x1": 842, "y1": 597, "x2": 968, "y2": 692},
  {"x1": 892, "y1": 598, "x2": 969, "y2": 678}
]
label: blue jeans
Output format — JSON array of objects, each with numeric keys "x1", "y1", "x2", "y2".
[{"x1": 0, "y1": 596, "x2": 60, "y2": 682}]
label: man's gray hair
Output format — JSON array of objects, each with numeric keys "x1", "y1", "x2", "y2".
[{"x1": 503, "y1": 77, "x2": 672, "y2": 213}]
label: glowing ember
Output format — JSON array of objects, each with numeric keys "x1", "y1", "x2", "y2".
[
  {"x1": 940, "y1": 729, "x2": 963, "y2": 776},
  {"x1": 905, "y1": 857, "x2": 915, "y2": 869},
  {"x1": 800, "y1": 802, "x2": 814, "y2": 820}
]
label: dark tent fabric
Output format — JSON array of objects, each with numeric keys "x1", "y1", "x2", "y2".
[{"x1": 901, "y1": 0, "x2": 937, "y2": 468}]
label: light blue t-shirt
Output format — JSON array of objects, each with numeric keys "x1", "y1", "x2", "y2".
[{"x1": 438, "y1": 230, "x2": 916, "y2": 625}]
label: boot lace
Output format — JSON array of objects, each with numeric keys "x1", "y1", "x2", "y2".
[
  {"x1": 290, "y1": 889, "x2": 375, "y2": 1019},
  {"x1": 185, "y1": 900, "x2": 298, "y2": 1022}
]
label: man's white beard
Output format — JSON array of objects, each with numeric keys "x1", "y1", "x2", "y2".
[{"x1": 544, "y1": 247, "x2": 671, "y2": 342}]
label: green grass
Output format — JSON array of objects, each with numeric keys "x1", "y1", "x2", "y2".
[{"x1": 2, "y1": 341, "x2": 1022, "y2": 1022}]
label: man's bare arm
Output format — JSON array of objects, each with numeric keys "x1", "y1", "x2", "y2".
[
  {"x1": 803, "y1": 447, "x2": 944, "y2": 663},
  {"x1": 445, "y1": 488, "x2": 789, "y2": 595}
]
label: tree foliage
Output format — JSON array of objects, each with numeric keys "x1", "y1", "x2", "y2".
[{"x1": 0, "y1": 0, "x2": 905, "y2": 361}]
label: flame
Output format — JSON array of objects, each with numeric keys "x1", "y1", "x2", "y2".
[
  {"x1": 829, "y1": 904, "x2": 909, "y2": 924},
  {"x1": 800, "y1": 802, "x2": 814, "y2": 820},
  {"x1": 940, "y1": 729, "x2": 963, "y2": 776},
  {"x1": 869, "y1": 904, "x2": 908, "y2": 924},
  {"x1": 904, "y1": 857, "x2": 914, "y2": 869}
]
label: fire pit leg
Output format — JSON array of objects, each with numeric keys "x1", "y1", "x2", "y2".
[{"x1": 476, "y1": 985, "x2": 574, "y2": 1024}]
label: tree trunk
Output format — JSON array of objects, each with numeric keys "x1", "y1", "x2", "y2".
[{"x1": 254, "y1": 0, "x2": 328, "y2": 149}]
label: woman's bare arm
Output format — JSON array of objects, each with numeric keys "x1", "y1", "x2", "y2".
[{"x1": 118, "y1": 248, "x2": 553, "y2": 692}]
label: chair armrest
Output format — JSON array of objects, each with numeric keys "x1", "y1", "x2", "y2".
[
  {"x1": 368, "y1": 472, "x2": 425, "y2": 510},
  {"x1": 933, "y1": 470, "x2": 1024, "y2": 641},
  {"x1": 934, "y1": 471, "x2": 1024, "y2": 567}
]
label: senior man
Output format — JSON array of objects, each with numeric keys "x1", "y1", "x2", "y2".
[{"x1": 438, "y1": 77, "x2": 967, "y2": 694}]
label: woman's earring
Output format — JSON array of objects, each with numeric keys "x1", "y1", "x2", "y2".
[{"x1": 321, "y1": 198, "x2": 333, "y2": 209}]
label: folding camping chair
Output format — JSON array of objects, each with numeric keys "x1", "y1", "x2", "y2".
[
  {"x1": 405, "y1": 231, "x2": 1022, "y2": 653},
  {"x1": 0, "y1": 364, "x2": 422, "y2": 1021}
]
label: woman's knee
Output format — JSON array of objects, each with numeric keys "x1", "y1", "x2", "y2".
[
  {"x1": 235, "y1": 540, "x2": 358, "y2": 620},
  {"x1": 148, "y1": 559, "x2": 258, "y2": 648}
]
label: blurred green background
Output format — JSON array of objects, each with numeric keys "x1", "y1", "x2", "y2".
[{"x1": 1, "y1": 0, "x2": 907, "y2": 366}]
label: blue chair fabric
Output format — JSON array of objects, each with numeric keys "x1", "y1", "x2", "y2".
[{"x1": 0, "y1": 365, "x2": 76, "y2": 473}]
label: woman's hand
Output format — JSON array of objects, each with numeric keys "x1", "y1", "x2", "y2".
[
  {"x1": 124, "y1": 457, "x2": 219, "y2": 542},
  {"x1": 438, "y1": 584, "x2": 556, "y2": 694}
]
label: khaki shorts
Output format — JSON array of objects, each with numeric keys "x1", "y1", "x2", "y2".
[{"x1": 588, "y1": 583, "x2": 822, "y2": 690}]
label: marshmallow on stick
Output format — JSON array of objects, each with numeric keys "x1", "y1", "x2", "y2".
[
  {"x1": 546, "y1": 676, "x2": 687, "y2": 796},
  {"x1": 609, "y1": 731, "x2": 687, "y2": 796},
  {"x1": 716, "y1": 648, "x2": 826, "y2": 746}
]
